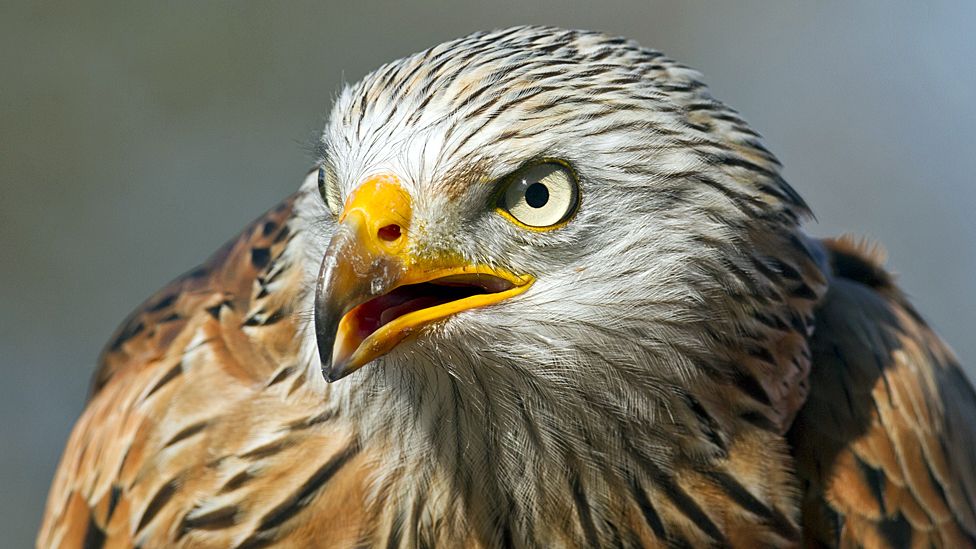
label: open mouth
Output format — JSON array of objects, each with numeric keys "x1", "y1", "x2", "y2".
[
  {"x1": 344, "y1": 274, "x2": 517, "y2": 342},
  {"x1": 327, "y1": 270, "x2": 533, "y2": 376}
]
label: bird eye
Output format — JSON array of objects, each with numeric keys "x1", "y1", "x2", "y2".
[
  {"x1": 498, "y1": 162, "x2": 579, "y2": 229},
  {"x1": 312, "y1": 165, "x2": 342, "y2": 216}
]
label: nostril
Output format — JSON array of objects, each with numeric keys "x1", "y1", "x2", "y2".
[{"x1": 377, "y1": 224, "x2": 402, "y2": 242}]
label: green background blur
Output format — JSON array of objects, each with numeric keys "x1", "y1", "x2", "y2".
[{"x1": 3, "y1": 1, "x2": 974, "y2": 544}]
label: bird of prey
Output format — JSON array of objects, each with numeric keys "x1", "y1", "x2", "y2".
[{"x1": 39, "y1": 26, "x2": 976, "y2": 548}]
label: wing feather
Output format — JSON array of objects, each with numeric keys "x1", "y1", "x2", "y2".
[
  {"x1": 791, "y1": 237, "x2": 976, "y2": 547},
  {"x1": 38, "y1": 196, "x2": 369, "y2": 547}
]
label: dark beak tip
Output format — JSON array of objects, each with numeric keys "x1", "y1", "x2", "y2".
[
  {"x1": 321, "y1": 364, "x2": 337, "y2": 383},
  {"x1": 322, "y1": 361, "x2": 351, "y2": 383}
]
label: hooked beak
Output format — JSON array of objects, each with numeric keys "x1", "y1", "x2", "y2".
[{"x1": 314, "y1": 174, "x2": 534, "y2": 382}]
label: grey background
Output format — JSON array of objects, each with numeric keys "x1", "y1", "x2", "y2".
[{"x1": 3, "y1": 1, "x2": 974, "y2": 545}]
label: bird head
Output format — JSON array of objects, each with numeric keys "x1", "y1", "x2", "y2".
[{"x1": 299, "y1": 27, "x2": 814, "y2": 441}]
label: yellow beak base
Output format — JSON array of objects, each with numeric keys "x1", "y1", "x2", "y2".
[{"x1": 313, "y1": 175, "x2": 534, "y2": 381}]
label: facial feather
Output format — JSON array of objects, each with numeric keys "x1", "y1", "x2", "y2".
[{"x1": 294, "y1": 25, "x2": 821, "y2": 545}]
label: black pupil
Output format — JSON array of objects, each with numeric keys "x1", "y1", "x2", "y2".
[{"x1": 525, "y1": 182, "x2": 549, "y2": 208}]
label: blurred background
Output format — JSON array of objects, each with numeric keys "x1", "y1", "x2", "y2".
[{"x1": 3, "y1": 1, "x2": 974, "y2": 544}]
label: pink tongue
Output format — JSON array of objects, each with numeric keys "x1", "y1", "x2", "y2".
[{"x1": 379, "y1": 296, "x2": 446, "y2": 326}]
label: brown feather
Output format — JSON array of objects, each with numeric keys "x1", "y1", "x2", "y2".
[
  {"x1": 38, "y1": 196, "x2": 372, "y2": 547},
  {"x1": 790, "y1": 238, "x2": 976, "y2": 548}
]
